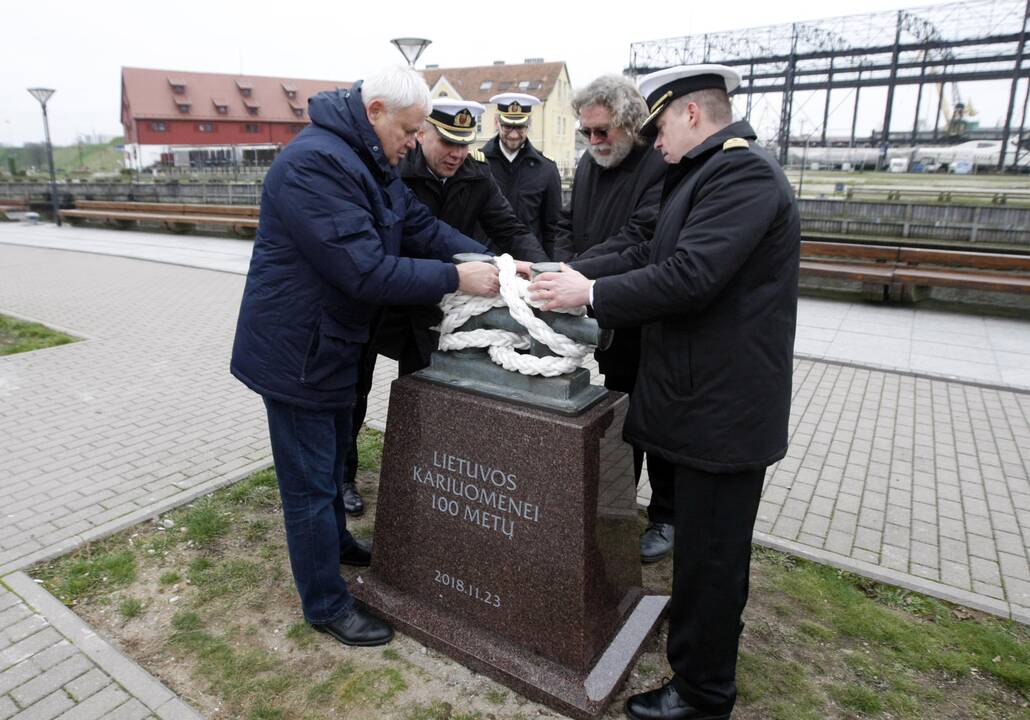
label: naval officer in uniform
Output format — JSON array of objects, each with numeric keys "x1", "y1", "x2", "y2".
[
  {"x1": 529, "y1": 64, "x2": 800, "y2": 720},
  {"x1": 481, "y1": 92, "x2": 563, "y2": 258}
]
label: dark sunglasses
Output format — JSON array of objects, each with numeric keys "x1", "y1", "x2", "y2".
[{"x1": 577, "y1": 126, "x2": 609, "y2": 140}]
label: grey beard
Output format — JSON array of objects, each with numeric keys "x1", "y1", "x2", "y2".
[{"x1": 588, "y1": 136, "x2": 633, "y2": 168}]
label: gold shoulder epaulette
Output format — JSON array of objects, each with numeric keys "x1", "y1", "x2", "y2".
[
  {"x1": 469, "y1": 148, "x2": 486, "y2": 162},
  {"x1": 722, "y1": 138, "x2": 749, "y2": 151}
]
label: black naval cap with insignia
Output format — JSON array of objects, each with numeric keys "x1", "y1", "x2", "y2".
[
  {"x1": 427, "y1": 99, "x2": 486, "y2": 144},
  {"x1": 636, "y1": 64, "x2": 741, "y2": 136},
  {"x1": 489, "y1": 92, "x2": 541, "y2": 127}
]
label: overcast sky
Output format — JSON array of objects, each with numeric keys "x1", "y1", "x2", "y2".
[{"x1": 1, "y1": 0, "x2": 1017, "y2": 147}]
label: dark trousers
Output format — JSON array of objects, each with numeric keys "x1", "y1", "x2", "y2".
[
  {"x1": 342, "y1": 332, "x2": 427, "y2": 486},
  {"x1": 604, "y1": 373, "x2": 676, "y2": 525},
  {"x1": 667, "y1": 464, "x2": 765, "y2": 715},
  {"x1": 263, "y1": 396, "x2": 362, "y2": 624}
]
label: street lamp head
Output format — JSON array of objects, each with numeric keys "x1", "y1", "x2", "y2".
[
  {"x1": 27, "y1": 88, "x2": 56, "y2": 106},
  {"x1": 390, "y1": 37, "x2": 431, "y2": 67}
]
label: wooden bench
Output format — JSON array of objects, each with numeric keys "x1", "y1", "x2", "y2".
[
  {"x1": 0, "y1": 198, "x2": 29, "y2": 217},
  {"x1": 800, "y1": 239, "x2": 1030, "y2": 300},
  {"x1": 60, "y1": 200, "x2": 258, "y2": 235},
  {"x1": 895, "y1": 247, "x2": 1030, "y2": 296}
]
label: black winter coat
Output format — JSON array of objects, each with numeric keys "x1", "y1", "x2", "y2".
[
  {"x1": 481, "y1": 136, "x2": 562, "y2": 258},
  {"x1": 400, "y1": 147, "x2": 548, "y2": 263},
  {"x1": 553, "y1": 144, "x2": 666, "y2": 382},
  {"x1": 374, "y1": 147, "x2": 549, "y2": 366},
  {"x1": 573, "y1": 121, "x2": 800, "y2": 472},
  {"x1": 230, "y1": 84, "x2": 486, "y2": 410}
]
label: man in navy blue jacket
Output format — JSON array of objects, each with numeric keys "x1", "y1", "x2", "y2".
[{"x1": 230, "y1": 66, "x2": 498, "y2": 648}]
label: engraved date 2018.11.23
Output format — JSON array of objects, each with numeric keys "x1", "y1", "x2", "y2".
[{"x1": 433, "y1": 569, "x2": 502, "y2": 608}]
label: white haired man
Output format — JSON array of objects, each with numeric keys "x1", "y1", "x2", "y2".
[
  {"x1": 553, "y1": 75, "x2": 676, "y2": 565},
  {"x1": 530, "y1": 64, "x2": 800, "y2": 719},
  {"x1": 231, "y1": 66, "x2": 499, "y2": 648}
]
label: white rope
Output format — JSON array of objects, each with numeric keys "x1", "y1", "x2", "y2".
[{"x1": 437, "y1": 254, "x2": 593, "y2": 377}]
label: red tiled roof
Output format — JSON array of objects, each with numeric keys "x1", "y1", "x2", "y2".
[
  {"x1": 421, "y1": 61, "x2": 567, "y2": 103},
  {"x1": 122, "y1": 67, "x2": 352, "y2": 123}
]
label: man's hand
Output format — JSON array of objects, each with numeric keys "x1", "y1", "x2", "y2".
[
  {"x1": 456, "y1": 261, "x2": 500, "y2": 297},
  {"x1": 528, "y1": 263, "x2": 593, "y2": 311}
]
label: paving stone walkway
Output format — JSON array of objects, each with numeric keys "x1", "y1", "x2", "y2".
[{"x1": 0, "y1": 236, "x2": 1028, "y2": 718}]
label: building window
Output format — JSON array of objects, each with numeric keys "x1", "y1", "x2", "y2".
[
  {"x1": 244, "y1": 123, "x2": 261, "y2": 133},
  {"x1": 197, "y1": 122, "x2": 215, "y2": 133},
  {"x1": 292, "y1": 107, "x2": 304, "y2": 118},
  {"x1": 171, "y1": 84, "x2": 185, "y2": 94},
  {"x1": 479, "y1": 81, "x2": 492, "y2": 91},
  {"x1": 216, "y1": 105, "x2": 228, "y2": 114},
  {"x1": 150, "y1": 121, "x2": 167, "y2": 132},
  {"x1": 178, "y1": 104, "x2": 191, "y2": 114},
  {"x1": 247, "y1": 106, "x2": 259, "y2": 116}
]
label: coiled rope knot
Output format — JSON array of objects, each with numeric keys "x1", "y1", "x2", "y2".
[{"x1": 436, "y1": 254, "x2": 592, "y2": 377}]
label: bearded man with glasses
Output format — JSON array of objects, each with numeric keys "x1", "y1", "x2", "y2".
[{"x1": 553, "y1": 74, "x2": 676, "y2": 566}]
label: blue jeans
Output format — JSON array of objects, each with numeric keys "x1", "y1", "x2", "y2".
[{"x1": 263, "y1": 396, "x2": 360, "y2": 624}]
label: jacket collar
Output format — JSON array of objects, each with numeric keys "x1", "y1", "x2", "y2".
[
  {"x1": 683, "y1": 120, "x2": 758, "y2": 162},
  {"x1": 483, "y1": 135, "x2": 542, "y2": 164},
  {"x1": 400, "y1": 145, "x2": 488, "y2": 183},
  {"x1": 308, "y1": 81, "x2": 398, "y2": 181}
]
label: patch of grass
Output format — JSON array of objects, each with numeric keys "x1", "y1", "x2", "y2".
[
  {"x1": 827, "y1": 682, "x2": 883, "y2": 714},
  {"x1": 357, "y1": 426, "x2": 385, "y2": 471},
  {"x1": 382, "y1": 648, "x2": 401, "y2": 662},
  {"x1": 336, "y1": 666, "x2": 406, "y2": 706},
  {"x1": 798, "y1": 619, "x2": 835, "y2": 642},
  {"x1": 118, "y1": 597, "x2": 143, "y2": 619},
  {"x1": 181, "y1": 498, "x2": 231, "y2": 544},
  {"x1": 484, "y1": 688, "x2": 507, "y2": 705},
  {"x1": 225, "y1": 469, "x2": 280, "y2": 509},
  {"x1": 38, "y1": 546, "x2": 136, "y2": 604},
  {"x1": 405, "y1": 700, "x2": 454, "y2": 720},
  {"x1": 0, "y1": 314, "x2": 76, "y2": 355},
  {"x1": 190, "y1": 559, "x2": 265, "y2": 603},
  {"x1": 285, "y1": 621, "x2": 315, "y2": 649},
  {"x1": 737, "y1": 650, "x2": 826, "y2": 720},
  {"x1": 168, "y1": 611, "x2": 283, "y2": 713},
  {"x1": 159, "y1": 571, "x2": 181, "y2": 586},
  {"x1": 762, "y1": 552, "x2": 1030, "y2": 694},
  {"x1": 244, "y1": 519, "x2": 271, "y2": 542}
]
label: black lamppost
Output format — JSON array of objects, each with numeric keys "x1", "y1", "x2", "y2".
[
  {"x1": 27, "y1": 87, "x2": 61, "y2": 226},
  {"x1": 390, "y1": 38, "x2": 432, "y2": 67}
]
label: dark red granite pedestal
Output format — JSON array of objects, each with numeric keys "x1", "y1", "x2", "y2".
[{"x1": 351, "y1": 376, "x2": 668, "y2": 719}]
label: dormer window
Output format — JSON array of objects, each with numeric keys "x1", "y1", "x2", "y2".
[
  {"x1": 282, "y1": 82, "x2": 297, "y2": 99},
  {"x1": 168, "y1": 77, "x2": 187, "y2": 94},
  {"x1": 243, "y1": 99, "x2": 260, "y2": 116},
  {"x1": 235, "y1": 79, "x2": 253, "y2": 98},
  {"x1": 212, "y1": 98, "x2": 229, "y2": 114},
  {"x1": 289, "y1": 101, "x2": 305, "y2": 118},
  {"x1": 177, "y1": 100, "x2": 192, "y2": 114}
]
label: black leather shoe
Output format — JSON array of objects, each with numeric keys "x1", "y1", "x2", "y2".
[
  {"x1": 340, "y1": 538, "x2": 372, "y2": 567},
  {"x1": 640, "y1": 522, "x2": 674, "y2": 563},
  {"x1": 312, "y1": 607, "x2": 393, "y2": 647},
  {"x1": 341, "y1": 482, "x2": 365, "y2": 516},
  {"x1": 625, "y1": 682, "x2": 730, "y2": 720}
]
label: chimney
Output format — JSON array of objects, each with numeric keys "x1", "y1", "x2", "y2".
[
  {"x1": 493, "y1": 60, "x2": 505, "y2": 65},
  {"x1": 524, "y1": 58, "x2": 544, "y2": 64}
]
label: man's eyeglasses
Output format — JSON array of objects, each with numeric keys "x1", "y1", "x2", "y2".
[
  {"x1": 578, "y1": 126, "x2": 609, "y2": 140},
  {"x1": 501, "y1": 124, "x2": 528, "y2": 134}
]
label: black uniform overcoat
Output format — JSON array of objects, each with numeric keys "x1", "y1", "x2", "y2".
[
  {"x1": 573, "y1": 121, "x2": 800, "y2": 472},
  {"x1": 481, "y1": 136, "x2": 562, "y2": 258}
]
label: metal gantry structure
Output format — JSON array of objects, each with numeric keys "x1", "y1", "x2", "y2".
[{"x1": 627, "y1": 0, "x2": 1030, "y2": 170}]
